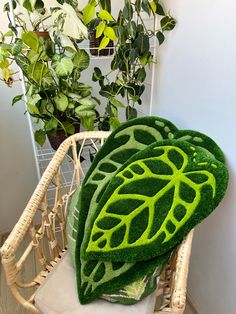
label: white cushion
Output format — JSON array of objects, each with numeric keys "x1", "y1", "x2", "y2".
[{"x1": 35, "y1": 253, "x2": 157, "y2": 314}]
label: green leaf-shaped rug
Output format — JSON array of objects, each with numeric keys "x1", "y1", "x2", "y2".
[
  {"x1": 71, "y1": 116, "x2": 227, "y2": 304},
  {"x1": 75, "y1": 117, "x2": 178, "y2": 303},
  {"x1": 173, "y1": 129, "x2": 225, "y2": 163},
  {"x1": 81, "y1": 140, "x2": 228, "y2": 262},
  {"x1": 78, "y1": 250, "x2": 170, "y2": 304}
]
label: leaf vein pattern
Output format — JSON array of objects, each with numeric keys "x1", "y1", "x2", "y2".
[{"x1": 87, "y1": 146, "x2": 217, "y2": 252}]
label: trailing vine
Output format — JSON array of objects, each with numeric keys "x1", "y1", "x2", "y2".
[{"x1": 82, "y1": 0, "x2": 176, "y2": 128}]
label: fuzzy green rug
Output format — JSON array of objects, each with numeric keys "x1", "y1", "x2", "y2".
[
  {"x1": 75, "y1": 117, "x2": 179, "y2": 304},
  {"x1": 68, "y1": 116, "x2": 229, "y2": 304},
  {"x1": 81, "y1": 140, "x2": 228, "y2": 262}
]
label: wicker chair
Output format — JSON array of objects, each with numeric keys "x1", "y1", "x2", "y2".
[{"x1": 1, "y1": 131, "x2": 194, "y2": 314}]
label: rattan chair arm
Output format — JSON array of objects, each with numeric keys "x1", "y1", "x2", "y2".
[
  {"x1": 171, "y1": 230, "x2": 194, "y2": 312},
  {"x1": 0, "y1": 131, "x2": 111, "y2": 260},
  {"x1": 1, "y1": 142, "x2": 70, "y2": 260}
]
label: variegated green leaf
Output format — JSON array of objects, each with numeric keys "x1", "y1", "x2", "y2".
[
  {"x1": 52, "y1": 56, "x2": 73, "y2": 77},
  {"x1": 122, "y1": 277, "x2": 147, "y2": 300},
  {"x1": 102, "y1": 266, "x2": 162, "y2": 304}
]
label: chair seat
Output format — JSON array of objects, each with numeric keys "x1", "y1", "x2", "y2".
[{"x1": 35, "y1": 253, "x2": 157, "y2": 314}]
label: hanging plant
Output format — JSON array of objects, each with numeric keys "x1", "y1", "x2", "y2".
[
  {"x1": 83, "y1": 0, "x2": 176, "y2": 129},
  {"x1": 82, "y1": 0, "x2": 115, "y2": 56}
]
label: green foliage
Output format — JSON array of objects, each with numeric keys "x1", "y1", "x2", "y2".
[
  {"x1": 98, "y1": 36, "x2": 110, "y2": 50},
  {"x1": 12, "y1": 94, "x2": 23, "y2": 106},
  {"x1": 4, "y1": 1, "x2": 17, "y2": 12},
  {"x1": 0, "y1": 0, "x2": 104, "y2": 146},
  {"x1": 98, "y1": 9, "x2": 114, "y2": 21},
  {"x1": 54, "y1": 93, "x2": 69, "y2": 111},
  {"x1": 126, "y1": 106, "x2": 137, "y2": 120},
  {"x1": 34, "y1": 129, "x2": 46, "y2": 146},
  {"x1": 83, "y1": 3, "x2": 96, "y2": 25},
  {"x1": 99, "y1": 0, "x2": 111, "y2": 13},
  {"x1": 22, "y1": 0, "x2": 44, "y2": 12},
  {"x1": 161, "y1": 16, "x2": 176, "y2": 31},
  {"x1": 96, "y1": 21, "x2": 106, "y2": 38},
  {"x1": 86, "y1": 0, "x2": 176, "y2": 126},
  {"x1": 22, "y1": 32, "x2": 40, "y2": 51},
  {"x1": 156, "y1": 31, "x2": 165, "y2": 45},
  {"x1": 73, "y1": 49, "x2": 90, "y2": 70},
  {"x1": 104, "y1": 26, "x2": 116, "y2": 41},
  {"x1": 52, "y1": 55, "x2": 74, "y2": 77},
  {"x1": 1, "y1": 0, "x2": 176, "y2": 145}
]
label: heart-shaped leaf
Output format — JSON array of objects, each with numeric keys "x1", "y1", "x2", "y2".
[
  {"x1": 99, "y1": 36, "x2": 110, "y2": 50},
  {"x1": 22, "y1": 31, "x2": 39, "y2": 52},
  {"x1": 52, "y1": 56, "x2": 73, "y2": 77},
  {"x1": 52, "y1": 3, "x2": 88, "y2": 39},
  {"x1": 54, "y1": 93, "x2": 68, "y2": 112},
  {"x1": 96, "y1": 22, "x2": 106, "y2": 38},
  {"x1": 83, "y1": 3, "x2": 96, "y2": 25},
  {"x1": 73, "y1": 49, "x2": 90, "y2": 71},
  {"x1": 98, "y1": 9, "x2": 114, "y2": 22},
  {"x1": 104, "y1": 26, "x2": 117, "y2": 41}
]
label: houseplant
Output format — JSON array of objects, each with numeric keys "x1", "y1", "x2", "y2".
[
  {"x1": 82, "y1": 0, "x2": 114, "y2": 56},
  {"x1": 0, "y1": 0, "x2": 102, "y2": 148},
  {"x1": 82, "y1": 0, "x2": 176, "y2": 127}
]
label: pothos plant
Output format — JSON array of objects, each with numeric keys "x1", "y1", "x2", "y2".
[
  {"x1": 0, "y1": 0, "x2": 103, "y2": 146},
  {"x1": 82, "y1": 0, "x2": 176, "y2": 128}
]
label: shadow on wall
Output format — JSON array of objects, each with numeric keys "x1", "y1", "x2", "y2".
[{"x1": 0, "y1": 79, "x2": 37, "y2": 233}]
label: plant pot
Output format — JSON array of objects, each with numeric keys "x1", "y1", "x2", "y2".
[
  {"x1": 89, "y1": 30, "x2": 114, "y2": 57},
  {"x1": 35, "y1": 31, "x2": 50, "y2": 39},
  {"x1": 47, "y1": 124, "x2": 80, "y2": 151}
]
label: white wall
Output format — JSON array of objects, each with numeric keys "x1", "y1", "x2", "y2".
[
  {"x1": 152, "y1": 1, "x2": 236, "y2": 313},
  {"x1": 0, "y1": 2, "x2": 38, "y2": 233}
]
